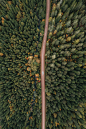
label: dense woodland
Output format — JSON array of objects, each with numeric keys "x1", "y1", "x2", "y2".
[{"x1": 0, "y1": 0, "x2": 86, "y2": 129}]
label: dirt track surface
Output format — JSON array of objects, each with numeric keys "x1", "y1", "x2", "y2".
[{"x1": 40, "y1": 0, "x2": 50, "y2": 129}]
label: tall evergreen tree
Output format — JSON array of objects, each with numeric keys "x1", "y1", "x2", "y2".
[
  {"x1": 0, "y1": 0, "x2": 86, "y2": 129},
  {"x1": 45, "y1": 0, "x2": 86, "y2": 129}
]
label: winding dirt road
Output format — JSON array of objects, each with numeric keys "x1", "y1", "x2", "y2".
[{"x1": 40, "y1": 0, "x2": 50, "y2": 129}]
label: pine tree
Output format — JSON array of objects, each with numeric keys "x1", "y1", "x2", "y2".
[
  {"x1": 0, "y1": 0, "x2": 86, "y2": 128},
  {"x1": 0, "y1": 0, "x2": 46, "y2": 128},
  {"x1": 45, "y1": 0, "x2": 86, "y2": 128}
]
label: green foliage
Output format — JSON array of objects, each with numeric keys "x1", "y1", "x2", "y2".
[
  {"x1": 0, "y1": 0, "x2": 46, "y2": 128},
  {"x1": 45, "y1": 0, "x2": 86, "y2": 129},
  {"x1": 0, "y1": 0, "x2": 86, "y2": 129}
]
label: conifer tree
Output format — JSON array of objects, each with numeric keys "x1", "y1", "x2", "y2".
[
  {"x1": 0, "y1": 0, "x2": 86, "y2": 129},
  {"x1": 0, "y1": 0, "x2": 46, "y2": 128},
  {"x1": 45, "y1": 0, "x2": 86, "y2": 128}
]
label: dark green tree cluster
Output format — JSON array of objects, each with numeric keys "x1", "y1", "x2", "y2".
[
  {"x1": 0, "y1": 0, "x2": 86, "y2": 129},
  {"x1": 0, "y1": 0, "x2": 46, "y2": 129},
  {"x1": 45, "y1": 0, "x2": 86, "y2": 129}
]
